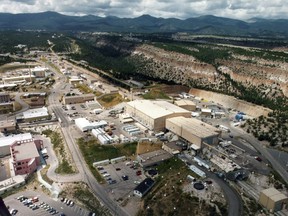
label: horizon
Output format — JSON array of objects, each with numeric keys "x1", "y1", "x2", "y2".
[
  {"x1": 0, "y1": 0, "x2": 287, "y2": 21},
  {"x1": 0, "y1": 11, "x2": 286, "y2": 22}
]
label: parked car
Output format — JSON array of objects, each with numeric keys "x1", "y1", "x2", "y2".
[
  {"x1": 115, "y1": 168, "x2": 121, "y2": 171},
  {"x1": 122, "y1": 175, "x2": 129, "y2": 181},
  {"x1": 136, "y1": 170, "x2": 142, "y2": 176}
]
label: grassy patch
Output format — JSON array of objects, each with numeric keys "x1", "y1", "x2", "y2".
[
  {"x1": 76, "y1": 83, "x2": 93, "y2": 94},
  {"x1": 142, "y1": 89, "x2": 170, "y2": 100},
  {"x1": 77, "y1": 138, "x2": 137, "y2": 183},
  {"x1": 13, "y1": 101, "x2": 22, "y2": 112},
  {"x1": 97, "y1": 93, "x2": 125, "y2": 108},
  {"x1": 138, "y1": 157, "x2": 219, "y2": 216},
  {"x1": 40, "y1": 165, "x2": 54, "y2": 185},
  {"x1": 42, "y1": 129, "x2": 75, "y2": 175}
]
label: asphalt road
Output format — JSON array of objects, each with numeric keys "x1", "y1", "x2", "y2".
[
  {"x1": 181, "y1": 154, "x2": 242, "y2": 216},
  {"x1": 231, "y1": 126, "x2": 288, "y2": 184},
  {"x1": 46, "y1": 58, "x2": 129, "y2": 216}
]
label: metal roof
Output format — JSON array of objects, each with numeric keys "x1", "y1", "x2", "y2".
[
  {"x1": 127, "y1": 100, "x2": 190, "y2": 119},
  {"x1": 22, "y1": 107, "x2": 49, "y2": 119},
  {"x1": 166, "y1": 116, "x2": 220, "y2": 138}
]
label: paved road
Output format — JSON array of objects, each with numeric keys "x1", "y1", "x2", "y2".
[
  {"x1": 46, "y1": 56, "x2": 129, "y2": 216},
  {"x1": 231, "y1": 126, "x2": 288, "y2": 184},
  {"x1": 181, "y1": 154, "x2": 242, "y2": 216}
]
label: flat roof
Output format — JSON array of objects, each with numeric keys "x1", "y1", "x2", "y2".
[
  {"x1": 166, "y1": 116, "x2": 220, "y2": 138},
  {"x1": 0, "y1": 133, "x2": 32, "y2": 147},
  {"x1": 138, "y1": 149, "x2": 173, "y2": 167},
  {"x1": 261, "y1": 188, "x2": 288, "y2": 202},
  {"x1": 174, "y1": 99, "x2": 196, "y2": 106},
  {"x1": 13, "y1": 141, "x2": 39, "y2": 161},
  {"x1": 22, "y1": 107, "x2": 48, "y2": 119},
  {"x1": 163, "y1": 141, "x2": 183, "y2": 151},
  {"x1": 0, "y1": 119, "x2": 16, "y2": 128},
  {"x1": 64, "y1": 93, "x2": 95, "y2": 99},
  {"x1": 127, "y1": 100, "x2": 190, "y2": 119}
]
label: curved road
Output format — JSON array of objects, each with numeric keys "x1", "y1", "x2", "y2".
[{"x1": 181, "y1": 154, "x2": 242, "y2": 216}]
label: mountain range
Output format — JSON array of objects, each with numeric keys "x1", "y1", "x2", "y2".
[{"x1": 1, "y1": 11, "x2": 288, "y2": 37}]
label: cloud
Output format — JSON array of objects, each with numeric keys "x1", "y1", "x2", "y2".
[{"x1": 0, "y1": 0, "x2": 288, "y2": 20}]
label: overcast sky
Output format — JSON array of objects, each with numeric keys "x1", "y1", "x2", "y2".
[{"x1": 1, "y1": 0, "x2": 287, "y2": 20}]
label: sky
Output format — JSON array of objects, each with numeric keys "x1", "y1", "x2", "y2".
[{"x1": 1, "y1": 0, "x2": 287, "y2": 20}]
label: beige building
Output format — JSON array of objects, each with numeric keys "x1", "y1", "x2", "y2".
[
  {"x1": 0, "y1": 119, "x2": 16, "y2": 133},
  {"x1": 2, "y1": 75, "x2": 36, "y2": 84},
  {"x1": 125, "y1": 100, "x2": 191, "y2": 132},
  {"x1": 174, "y1": 99, "x2": 196, "y2": 111},
  {"x1": 165, "y1": 116, "x2": 221, "y2": 149},
  {"x1": 259, "y1": 188, "x2": 288, "y2": 212},
  {"x1": 63, "y1": 93, "x2": 95, "y2": 105}
]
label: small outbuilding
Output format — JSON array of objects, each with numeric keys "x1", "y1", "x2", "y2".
[
  {"x1": 134, "y1": 178, "x2": 155, "y2": 198},
  {"x1": 259, "y1": 187, "x2": 288, "y2": 212}
]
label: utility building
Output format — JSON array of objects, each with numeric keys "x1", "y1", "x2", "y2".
[
  {"x1": 259, "y1": 188, "x2": 288, "y2": 212},
  {"x1": 174, "y1": 99, "x2": 196, "y2": 111},
  {"x1": 125, "y1": 100, "x2": 191, "y2": 132},
  {"x1": 165, "y1": 116, "x2": 221, "y2": 149}
]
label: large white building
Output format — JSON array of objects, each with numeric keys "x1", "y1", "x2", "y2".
[
  {"x1": 125, "y1": 100, "x2": 191, "y2": 132},
  {"x1": 165, "y1": 116, "x2": 221, "y2": 149},
  {"x1": 75, "y1": 118, "x2": 107, "y2": 132},
  {"x1": 16, "y1": 107, "x2": 49, "y2": 122}
]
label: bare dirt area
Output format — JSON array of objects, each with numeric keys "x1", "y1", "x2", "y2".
[
  {"x1": 136, "y1": 141, "x2": 162, "y2": 155},
  {"x1": 189, "y1": 88, "x2": 272, "y2": 117}
]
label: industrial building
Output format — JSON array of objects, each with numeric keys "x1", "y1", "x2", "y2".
[
  {"x1": 75, "y1": 118, "x2": 107, "y2": 132},
  {"x1": 63, "y1": 93, "x2": 95, "y2": 105},
  {"x1": 259, "y1": 188, "x2": 288, "y2": 212},
  {"x1": 31, "y1": 66, "x2": 49, "y2": 78},
  {"x1": 125, "y1": 100, "x2": 191, "y2": 132},
  {"x1": 137, "y1": 149, "x2": 173, "y2": 168},
  {"x1": 174, "y1": 99, "x2": 196, "y2": 111},
  {"x1": 69, "y1": 77, "x2": 83, "y2": 86},
  {"x1": 2, "y1": 75, "x2": 36, "y2": 84},
  {"x1": 162, "y1": 141, "x2": 184, "y2": 155},
  {"x1": 0, "y1": 119, "x2": 17, "y2": 133},
  {"x1": 16, "y1": 107, "x2": 49, "y2": 122},
  {"x1": 165, "y1": 117, "x2": 221, "y2": 149}
]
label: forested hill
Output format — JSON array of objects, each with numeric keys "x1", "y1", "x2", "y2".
[{"x1": 0, "y1": 11, "x2": 288, "y2": 37}]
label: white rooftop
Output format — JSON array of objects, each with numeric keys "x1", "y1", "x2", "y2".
[
  {"x1": 0, "y1": 133, "x2": 32, "y2": 147},
  {"x1": 127, "y1": 100, "x2": 190, "y2": 119},
  {"x1": 22, "y1": 107, "x2": 49, "y2": 119},
  {"x1": 31, "y1": 66, "x2": 49, "y2": 72},
  {"x1": 75, "y1": 118, "x2": 107, "y2": 129}
]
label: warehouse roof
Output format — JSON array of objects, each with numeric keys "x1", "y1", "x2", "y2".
[
  {"x1": 22, "y1": 107, "x2": 49, "y2": 119},
  {"x1": 138, "y1": 149, "x2": 173, "y2": 167},
  {"x1": 261, "y1": 188, "x2": 288, "y2": 202},
  {"x1": 127, "y1": 100, "x2": 190, "y2": 119},
  {"x1": 166, "y1": 116, "x2": 220, "y2": 138},
  {"x1": 174, "y1": 99, "x2": 196, "y2": 106}
]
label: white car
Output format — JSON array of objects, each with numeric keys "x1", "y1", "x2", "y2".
[{"x1": 103, "y1": 173, "x2": 110, "y2": 177}]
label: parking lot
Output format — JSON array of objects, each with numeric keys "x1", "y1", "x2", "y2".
[
  {"x1": 4, "y1": 190, "x2": 90, "y2": 216},
  {"x1": 100, "y1": 161, "x2": 146, "y2": 200}
]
